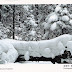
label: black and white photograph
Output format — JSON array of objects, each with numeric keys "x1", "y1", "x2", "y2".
[{"x1": 0, "y1": 4, "x2": 72, "y2": 64}]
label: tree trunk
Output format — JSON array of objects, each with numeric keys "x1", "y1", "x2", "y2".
[
  {"x1": 0, "y1": 5, "x2": 2, "y2": 22},
  {"x1": 13, "y1": 5, "x2": 15, "y2": 39}
]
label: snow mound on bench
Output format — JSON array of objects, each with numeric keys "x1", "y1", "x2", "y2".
[{"x1": 3, "y1": 34, "x2": 72, "y2": 59}]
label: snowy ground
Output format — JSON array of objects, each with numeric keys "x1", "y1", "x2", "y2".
[{"x1": 15, "y1": 61, "x2": 54, "y2": 64}]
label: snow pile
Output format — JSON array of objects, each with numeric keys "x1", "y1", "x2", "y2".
[
  {"x1": 38, "y1": 34, "x2": 70, "y2": 58},
  {"x1": 57, "y1": 21, "x2": 66, "y2": 28},
  {"x1": 61, "y1": 15, "x2": 69, "y2": 22},
  {"x1": 47, "y1": 12, "x2": 58, "y2": 23},
  {"x1": 44, "y1": 12, "x2": 58, "y2": 30},
  {"x1": 1, "y1": 34, "x2": 72, "y2": 63},
  {"x1": 55, "y1": 5, "x2": 62, "y2": 13},
  {"x1": 69, "y1": 20, "x2": 72, "y2": 25},
  {"x1": 43, "y1": 48, "x2": 51, "y2": 57},
  {"x1": 23, "y1": 5, "x2": 29, "y2": 11},
  {"x1": 65, "y1": 41, "x2": 72, "y2": 54},
  {"x1": 29, "y1": 30, "x2": 36, "y2": 36},
  {"x1": 62, "y1": 8, "x2": 68, "y2": 15},
  {"x1": 29, "y1": 41, "x2": 41, "y2": 57},
  {"x1": 69, "y1": 14, "x2": 72, "y2": 19},
  {"x1": 0, "y1": 40, "x2": 18, "y2": 64},
  {"x1": 29, "y1": 19, "x2": 37, "y2": 27},
  {"x1": 50, "y1": 22, "x2": 57, "y2": 31},
  {"x1": 57, "y1": 42, "x2": 65, "y2": 54},
  {"x1": 24, "y1": 51, "x2": 30, "y2": 61},
  {"x1": 58, "y1": 34, "x2": 72, "y2": 46},
  {"x1": 44, "y1": 22, "x2": 50, "y2": 29},
  {"x1": 10, "y1": 34, "x2": 72, "y2": 58}
]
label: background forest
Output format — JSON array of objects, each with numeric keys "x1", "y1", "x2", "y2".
[{"x1": 0, "y1": 4, "x2": 72, "y2": 41}]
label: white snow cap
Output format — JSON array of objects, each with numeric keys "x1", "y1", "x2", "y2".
[
  {"x1": 50, "y1": 22, "x2": 57, "y2": 31},
  {"x1": 69, "y1": 14, "x2": 72, "y2": 19},
  {"x1": 29, "y1": 30, "x2": 36, "y2": 36},
  {"x1": 23, "y1": 5, "x2": 29, "y2": 11},
  {"x1": 69, "y1": 20, "x2": 72, "y2": 25},
  {"x1": 15, "y1": 36, "x2": 19, "y2": 40},
  {"x1": 55, "y1": 5, "x2": 62, "y2": 13},
  {"x1": 58, "y1": 34, "x2": 72, "y2": 46},
  {"x1": 48, "y1": 13, "x2": 58, "y2": 23},
  {"x1": 45, "y1": 12, "x2": 58, "y2": 23},
  {"x1": 24, "y1": 51, "x2": 29, "y2": 61},
  {"x1": 61, "y1": 15, "x2": 69, "y2": 22},
  {"x1": 44, "y1": 22, "x2": 50, "y2": 30},
  {"x1": 62, "y1": 8, "x2": 68, "y2": 15},
  {"x1": 29, "y1": 19, "x2": 37, "y2": 27}
]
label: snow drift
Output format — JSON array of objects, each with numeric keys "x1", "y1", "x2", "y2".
[
  {"x1": 0, "y1": 40, "x2": 18, "y2": 64},
  {"x1": 0, "y1": 34, "x2": 72, "y2": 63}
]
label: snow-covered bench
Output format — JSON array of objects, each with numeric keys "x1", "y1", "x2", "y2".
[{"x1": 0, "y1": 34, "x2": 72, "y2": 63}]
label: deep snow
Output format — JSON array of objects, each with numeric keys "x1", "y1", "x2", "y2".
[{"x1": 0, "y1": 34, "x2": 72, "y2": 64}]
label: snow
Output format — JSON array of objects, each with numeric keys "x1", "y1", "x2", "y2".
[
  {"x1": 15, "y1": 36, "x2": 19, "y2": 40},
  {"x1": 29, "y1": 30, "x2": 36, "y2": 36},
  {"x1": 65, "y1": 41, "x2": 72, "y2": 54},
  {"x1": 24, "y1": 51, "x2": 30, "y2": 61},
  {"x1": 1, "y1": 52, "x2": 7, "y2": 61},
  {"x1": 29, "y1": 19, "x2": 37, "y2": 27},
  {"x1": 29, "y1": 41, "x2": 41, "y2": 57},
  {"x1": 38, "y1": 34, "x2": 72, "y2": 58},
  {"x1": 44, "y1": 22, "x2": 50, "y2": 30},
  {"x1": 23, "y1": 61, "x2": 53, "y2": 64},
  {"x1": 57, "y1": 42, "x2": 65, "y2": 55},
  {"x1": 61, "y1": 15, "x2": 70, "y2": 22},
  {"x1": 45, "y1": 12, "x2": 58, "y2": 23},
  {"x1": 44, "y1": 12, "x2": 58, "y2": 30},
  {"x1": 57, "y1": 21, "x2": 66, "y2": 28},
  {"x1": 1, "y1": 34, "x2": 72, "y2": 63},
  {"x1": 62, "y1": 8, "x2": 68, "y2": 15},
  {"x1": 42, "y1": 48, "x2": 51, "y2": 58},
  {"x1": 69, "y1": 20, "x2": 72, "y2": 25},
  {"x1": 42, "y1": 32, "x2": 49, "y2": 39},
  {"x1": 69, "y1": 14, "x2": 72, "y2": 19},
  {"x1": 12, "y1": 61, "x2": 53, "y2": 64},
  {"x1": 58, "y1": 34, "x2": 72, "y2": 46},
  {"x1": 6, "y1": 48, "x2": 18, "y2": 63},
  {"x1": 23, "y1": 5, "x2": 29, "y2": 11},
  {"x1": 50, "y1": 22, "x2": 57, "y2": 31},
  {"x1": 55, "y1": 5, "x2": 62, "y2": 13},
  {"x1": 48, "y1": 13, "x2": 58, "y2": 23},
  {"x1": 0, "y1": 40, "x2": 18, "y2": 63}
]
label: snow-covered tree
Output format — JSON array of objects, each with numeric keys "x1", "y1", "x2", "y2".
[{"x1": 42, "y1": 4, "x2": 72, "y2": 40}]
